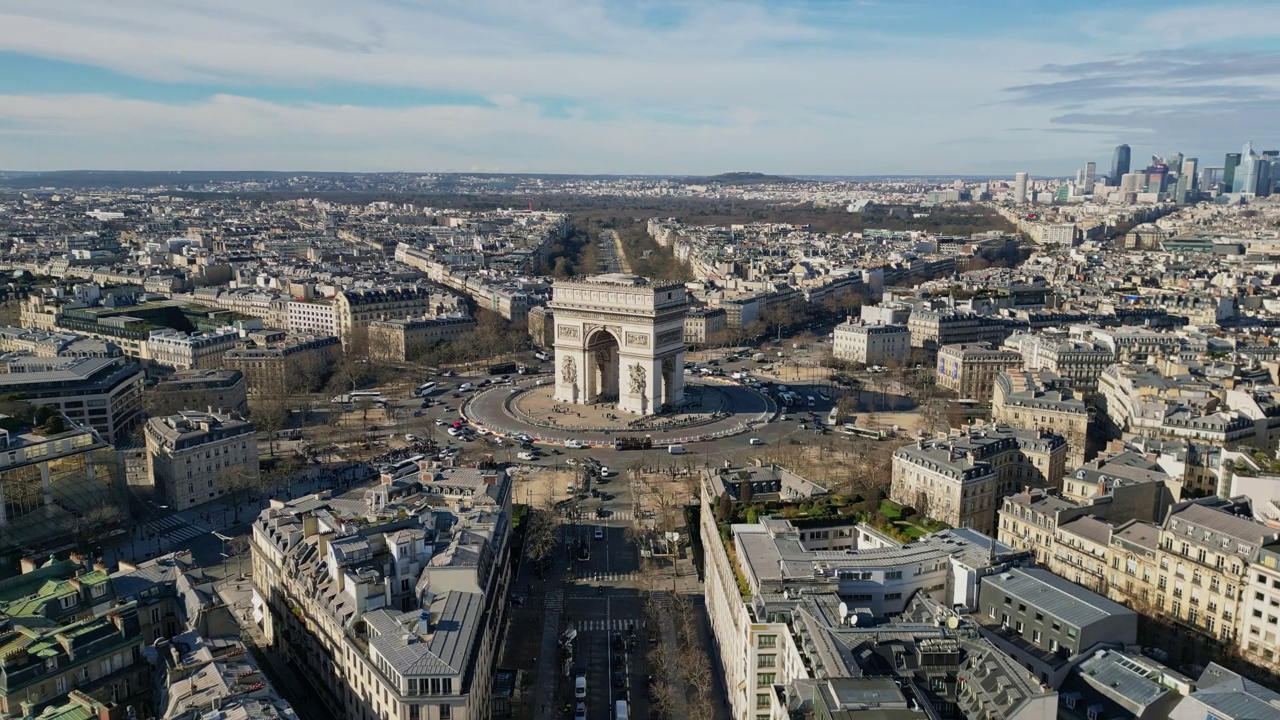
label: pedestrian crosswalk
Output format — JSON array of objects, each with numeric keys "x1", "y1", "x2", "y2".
[
  {"x1": 141, "y1": 515, "x2": 208, "y2": 545},
  {"x1": 574, "y1": 619, "x2": 639, "y2": 632},
  {"x1": 545, "y1": 590, "x2": 564, "y2": 613},
  {"x1": 574, "y1": 571, "x2": 638, "y2": 583}
]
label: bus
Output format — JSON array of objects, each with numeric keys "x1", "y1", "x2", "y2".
[
  {"x1": 613, "y1": 436, "x2": 654, "y2": 451},
  {"x1": 332, "y1": 390, "x2": 385, "y2": 405},
  {"x1": 842, "y1": 424, "x2": 887, "y2": 440}
]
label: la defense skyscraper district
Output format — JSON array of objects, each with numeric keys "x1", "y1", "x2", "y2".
[{"x1": 1111, "y1": 144, "x2": 1131, "y2": 182}]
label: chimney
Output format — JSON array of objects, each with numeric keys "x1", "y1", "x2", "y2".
[
  {"x1": 69, "y1": 551, "x2": 87, "y2": 569},
  {"x1": 19, "y1": 556, "x2": 36, "y2": 574}
]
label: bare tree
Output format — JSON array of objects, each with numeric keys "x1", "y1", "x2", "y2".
[{"x1": 69, "y1": 503, "x2": 124, "y2": 554}]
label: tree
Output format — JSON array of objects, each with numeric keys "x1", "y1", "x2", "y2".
[
  {"x1": 715, "y1": 491, "x2": 733, "y2": 523},
  {"x1": 69, "y1": 503, "x2": 124, "y2": 555},
  {"x1": 220, "y1": 465, "x2": 264, "y2": 523},
  {"x1": 523, "y1": 495, "x2": 561, "y2": 570},
  {"x1": 251, "y1": 388, "x2": 291, "y2": 457}
]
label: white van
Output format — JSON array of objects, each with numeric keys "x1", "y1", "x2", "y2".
[
  {"x1": 667, "y1": 445, "x2": 685, "y2": 455},
  {"x1": 574, "y1": 675, "x2": 587, "y2": 699},
  {"x1": 615, "y1": 699, "x2": 629, "y2": 720}
]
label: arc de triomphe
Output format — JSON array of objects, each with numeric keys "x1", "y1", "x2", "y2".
[{"x1": 547, "y1": 274, "x2": 688, "y2": 415}]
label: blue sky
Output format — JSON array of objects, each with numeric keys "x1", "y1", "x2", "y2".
[{"x1": 0, "y1": 0, "x2": 1276, "y2": 175}]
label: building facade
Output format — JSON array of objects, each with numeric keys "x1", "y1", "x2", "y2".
[
  {"x1": 145, "y1": 327, "x2": 241, "y2": 372},
  {"x1": 991, "y1": 371, "x2": 1090, "y2": 470},
  {"x1": 891, "y1": 424, "x2": 1068, "y2": 534},
  {"x1": 220, "y1": 333, "x2": 340, "y2": 395},
  {"x1": 935, "y1": 343, "x2": 1024, "y2": 401},
  {"x1": 683, "y1": 307, "x2": 727, "y2": 346},
  {"x1": 250, "y1": 467, "x2": 514, "y2": 720},
  {"x1": 0, "y1": 355, "x2": 144, "y2": 443},
  {"x1": 367, "y1": 315, "x2": 476, "y2": 362},
  {"x1": 144, "y1": 410, "x2": 258, "y2": 510},
  {"x1": 832, "y1": 321, "x2": 910, "y2": 366}
]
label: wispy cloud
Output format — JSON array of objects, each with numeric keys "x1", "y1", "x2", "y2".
[{"x1": 0, "y1": 1, "x2": 1274, "y2": 173}]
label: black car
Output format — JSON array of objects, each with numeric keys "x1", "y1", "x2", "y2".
[
  {"x1": 612, "y1": 634, "x2": 624, "y2": 651},
  {"x1": 613, "y1": 671, "x2": 626, "y2": 688}
]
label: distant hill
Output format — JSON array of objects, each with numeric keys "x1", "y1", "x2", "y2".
[{"x1": 677, "y1": 172, "x2": 800, "y2": 186}]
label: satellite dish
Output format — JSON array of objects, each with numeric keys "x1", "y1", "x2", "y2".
[
  {"x1": 838, "y1": 602, "x2": 849, "y2": 620},
  {"x1": 946, "y1": 616, "x2": 960, "y2": 630},
  {"x1": 849, "y1": 613, "x2": 859, "y2": 626}
]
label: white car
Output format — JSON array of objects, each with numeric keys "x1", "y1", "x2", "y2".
[
  {"x1": 749, "y1": 438, "x2": 764, "y2": 445},
  {"x1": 475, "y1": 427, "x2": 490, "y2": 435},
  {"x1": 447, "y1": 427, "x2": 460, "y2": 437},
  {"x1": 599, "y1": 466, "x2": 611, "y2": 477},
  {"x1": 518, "y1": 451, "x2": 536, "y2": 461},
  {"x1": 565, "y1": 439, "x2": 584, "y2": 449},
  {"x1": 435, "y1": 419, "x2": 446, "y2": 426},
  {"x1": 574, "y1": 676, "x2": 587, "y2": 699}
]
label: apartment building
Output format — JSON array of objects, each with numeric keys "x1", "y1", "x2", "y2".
[
  {"x1": 1155, "y1": 498, "x2": 1279, "y2": 649},
  {"x1": 334, "y1": 286, "x2": 466, "y2": 348},
  {"x1": 145, "y1": 326, "x2": 240, "y2": 372},
  {"x1": 0, "y1": 600, "x2": 148, "y2": 717},
  {"x1": 831, "y1": 320, "x2": 909, "y2": 365},
  {"x1": 935, "y1": 343, "x2": 1024, "y2": 401},
  {"x1": 907, "y1": 310, "x2": 1013, "y2": 351},
  {"x1": 0, "y1": 355, "x2": 144, "y2": 443},
  {"x1": 144, "y1": 410, "x2": 258, "y2": 510},
  {"x1": 220, "y1": 332, "x2": 339, "y2": 395},
  {"x1": 525, "y1": 305, "x2": 554, "y2": 349},
  {"x1": 250, "y1": 467, "x2": 513, "y2": 720},
  {"x1": 992, "y1": 370, "x2": 1090, "y2": 469},
  {"x1": 1003, "y1": 333, "x2": 1114, "y2": 395},
  {"x1": 148, "y1": 368, "x2": 248, "y2": 416},
  {"x1": 891, "y1": 423, "x2": 1068, "y2": 534},
  {"x1": 698, "y1": 473, "x2": 1040, "y2": 720},
  {"x1": 1242, "y1": 544, "x2": 1280, "y2": 672},
  {"x1": 367, "y1": 315, "x2": 476, "y2": 362},
  {"x1": 683, "y1": 307, "x2": 727, "y2": 345},
  {"x1": 0, "y1": 327, "x2": 121, "y2": 359},
  {"x1": 287, "y1": 299, "x2": 337, "y2": 337},
  {"x1": 975, "y1": 567, "x2": 1137, "y2": 688}
]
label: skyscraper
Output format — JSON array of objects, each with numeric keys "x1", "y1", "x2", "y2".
[
  {"x1": 1176, "y1": 157, "x2": 1198, "y2": 203},
  {"x1": 1111, "y1": 144, "x2": 1131, "y2": 182},
  {"x1": 1014, "y1": 172, "x2": 1028, "y2": 203},
  {"x1": 1084, "y1": 162, "x2": 1096, "y2": 195},
  {"x1": 1223, "y1": 153, "x2": 1242, "y2": 191}
]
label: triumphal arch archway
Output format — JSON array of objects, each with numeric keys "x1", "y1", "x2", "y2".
[{"x1": 548, "y1": 274, "x2": 688, "y2": 416}]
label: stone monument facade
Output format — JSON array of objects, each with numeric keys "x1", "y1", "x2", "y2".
[{"x1": 548, "y1": 273, "x2": 688, "y2": 415}]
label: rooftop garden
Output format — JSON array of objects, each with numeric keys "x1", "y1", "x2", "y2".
[{"x1": 714, "y1": 490, "x2": 949, "y2": 546}]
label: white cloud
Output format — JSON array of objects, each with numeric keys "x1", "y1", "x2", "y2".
[{"x1": 0, "y1": 1, "x2": 1273, "y2": 173}]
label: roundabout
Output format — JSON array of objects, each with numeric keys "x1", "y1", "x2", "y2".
[{"x1": 463, "y1": 377, "x2": 776, "y2": 447}]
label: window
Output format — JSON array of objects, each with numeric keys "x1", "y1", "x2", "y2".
[
  {"x1": 1034, "y1": 612, "x2": 1043, "y2": 622},
  {"x1": 989, "y1": 606, "x2": 997, "y2": 618},
  {"x1": 1032, "y1": 630, "x2": 1041, "y2": 643},
  {"x1": 92, "y1": 584, "x2": 106, "y2": 598},
  {"x1": 758, "y1": 655, "x2": 777, "y2": 668},
  {"x1": 1051, "y1": 621, "x2": 1060, "y2": 632},
  {"x1": 757, "y1": 673, "x2": 776, "y2": 686},
  {"x1": 1087, "y1": 706, "x2": 1100, "y2": 720},
  {"x1": 60, "y1": 595, "x2": 76, "y2": 610},
  {"x1": 758, "y1": 635, "x2": 777, "y2": 648},
  {"x1": 757, "y1": 693, "x2": 771, "y2": 708},
  {"x1": 45, "y1": 658, "x2": 57, "y2": 671},
  {"x1": 884, "y1": 592, "x2": 902, "y2": 600},
  {"x1": 1018, "y1": 603, "x2": 1027, "y2": 612},
  {"x1": 442, "y1": 678, "x2": 452, "y2": 694},
  {"x1": 440, "y1": 705, "x2": 451, "y2": 720},
  {"x1": 1016, "y1": 621, "x2": 1025, "y2": 633}
]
